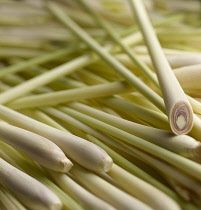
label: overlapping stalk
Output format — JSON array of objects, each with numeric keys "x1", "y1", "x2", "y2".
[
  {"x1": 0, "y1": 1, "x2": 201, "y2": 210},
  {"x1": 129, "y1": 0, "x2": 194, "y2": 135}
]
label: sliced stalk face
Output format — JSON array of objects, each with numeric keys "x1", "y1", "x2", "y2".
[
  {"x1": 61, "y1": 107, "x2": 201, "y2": 182},
  {"x1": 68, "y1": 102, "x2": 201, "y2": 160},
  {"x1": 129, "y1": 0, "x2": 194, "y2": 135},
  {"x1": 0, "y1": 122, "x2": 72, "y2": 172},
  {"x1": 0, "y1": 158, "x2": 62, "y2": 210},
  {"x1": 170, "y1": 101, "x2": 194, "y2": 135}
]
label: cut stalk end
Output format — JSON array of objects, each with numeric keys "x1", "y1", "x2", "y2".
[
  {"x1": 60, "y1": 159, "x2": 73, "y2": 172},
  {"x1": 103, "y1": 156, "x2": 113, "y2": 172},
  {"x1": 171, "y1": 101, "x2": 194, "y2": 135},
  {"x1": 49, "y1": 202, "x2": 63, "y2": 210}
]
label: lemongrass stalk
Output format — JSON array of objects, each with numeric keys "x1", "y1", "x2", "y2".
[
  {"x1": 120, "y1": 92, "x2": 161, "y2": 111},
  {"x1": 120, "y1": 13, "x2": 184, "y2": 37},
  {"x1": 129, "y1": 0, "x2": 193, "y2": 135},
  {"x1": 185, "y1": 96, "x2": 201, "y2": 115},
  {"x1": 133, "y1": 45, "x2": 199, "y2": 56},
  {"x1": 128, "y1": 148, "x2": 201, "y2": 205},
  {"x1": 0, "y1": 186, "x2": 27, "y2": 210},
  {"x1": 111, "y1": 138, "x2": 201, "y2": 204},
  {"x1": 0, "y1": 53, "x2": 94, "y2": 105},
  {"x1": 0, "y1": 22, "x2": 155, "y2": 105},
  {"x1": 64, "y1": 7, "x2": 98, "y2": 28},
  {"x1": 70, "y1": 164, "x2": 154, "y2": 210},
  {"x1": 95, "y1": 171, "x2": 121, "y2": 188},
  {"x1": 23, "y1": 109, "x2": 68, "y2": 132},
  {"x1": 0, "y1": 48, "x2": 46, "y2": 59},
  {"x1": 0, "y1": 186, "x2": 18, "y2": 210},
  {"x1": 0, "y1": 47, "x2": 76, "y2": 78},
  {"x1": 100, "y1": 106, "x2": 121, "y2": 117},
  {"x1": 121, "y1": 13, "x2": 186, "y2": 46},
  {"x1": 67, "y1": 102, "x2": 201, "y2": 159},
  {"x1": 61, "y1": 107, "x2": 201, "y2": 181},
  {"x1": 101, "y1": 97, "x2": 170, "y2": 130},
  {"x1": 2, "y1": 74, "x2": 25, "y2": 86},
  {"x1": 190, "y1": 115, "x2": 201, "y2": 141},
  {"x1": 0, "y1": 158, "x2": 62, "y2": 210},
  {"x1": 48, "y1": 1, "x2": 165, "y2": 112},
  {"x1": 168, "y1": 54, "x2": 201, "y2": 68},
  {"x1": 42, "y1": 106, "x2": 176, "y2": 197},
  {"x1": 0, "y1": 148, "x2": 23, "y2": 171},
  {"x1": 73, "y1": 68, "x2": 108, "y2": 85},
  {"x1": 85, "y1": 134, "x2": 182, "y2": 201},
  {"x1": 0, "y1": 15, "x2": 50, "y2": 25},
  {"x1": 108, "y1": 163, "x2": 181, "y2": 210},
  {"x1": 0, "y1": 105, "x2": 113, "y2": 172},
  {"x1": 185, "y1": 90, "x2": 201, "y2": 98},
  {"x1": 89, "y1": 138, "x2": 201, "y2": 209},
  {"x1": 7, "y1": 81, "x2": 131, "y2": 109},
  {"x1": 49, "y1": 171, "x2": 117, "y2": 210},
  {"x1": 0, "y1": 38, "x2": 51, "y2": 50},
  {"x1": 0, "y1": 121, "x2": 72, "y2": 172},
  {"x1": 2, "y1": 67, "x2": 84, "y2": 94},
  {"x1": 159, "y1": 35, "x2": 201, "y2": 44},
  {"x1": 21, "y1": 66, "x2": 86, "y2": 89},
  {"x1": 174, "y1": 64, "x2": 201, "y2": 90},
  {"x1": 0, "y1": 142, "x2": 84, "y2": 210},
  {"x1": 68, "y1": 69, "x2": 164, "y2": 122},
  {"x1": 77, "y1": 0, "x2": 159, "y2": 87}
]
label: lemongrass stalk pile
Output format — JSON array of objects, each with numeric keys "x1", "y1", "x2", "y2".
[{"x1": 0, "y1": 0, "x2": 201, "y2": 210}]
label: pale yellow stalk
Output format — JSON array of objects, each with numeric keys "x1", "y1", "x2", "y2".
[
  {"x1": 0, "y1": 105, "x2": 113, "y2": 172},
  {"x1": 0, "y1": 122, "x2": 72, "y2": 172},
  {"x1": 129, "y1": 0, "x2": 193, "y2": 135},
  {"x1": 0, "y1": 158, "x2": 62, "y2": 210},
  {"x1": 108, "y1": 164, "x2": 181, "y2": 210},
  {"x1": 71, "y1": 164, "x2": 154, "y2": 210}
]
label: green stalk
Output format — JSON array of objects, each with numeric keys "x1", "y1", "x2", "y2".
[
  {"x1": 77, "y1": 0, "x2": 159, "y2": 87},
  {"x1": 0, "y1": 105, "x2": 113, "y2": 172},
  {"x1": 68, "y1": 102, "x2": 201, "y2": 160},
  {"x1": 0, "y1": 186, "x2": 27, "y2": 210},
  {"x1": 47, "y1": 1, "x2": 165, "y2": 112},
  {"x1": 71, "y1": 164, "x2": 153, "y2": 210},
  {"x1": 0, "y1": 53, "x2": 93, "y2": 104},
  {"x1": 7, "y1": 81, "x2": 131, "y2": 109},
  {"x1": 174, "y1": 64, "x2": 201, "y2": 90},
  {"x1": 101, "y1": 97, "x2": 169, "y2": 130},
  {"x1": 0, "y1": 122, "x2": 72, "y2": 172},
  {"x1": 0, "y1": 142, "x2": 84, "y2": 210},
  {"x1": 0, "y1": 157, "x2": 62, "y2": 210},
  {"x1": 107, "y1": 163, "x2": 181, "y2": 210},
  {"x1": 123, "y1": 145, "x2": 201, "y2": 205},
  {"x1": 42, "y1": 106, "x2": 176, "y2": 198},
  {"x1": 0, "y1": 185, "x2": 19, "y2": 210},
  {"x1": 0, "y1": 47, "x2": 76, "y2": 78},
  {"x1": 23, "y1": 109, "x2": 68, "y2": 132},
  {"x1": 49, "y1": 171, "x2": 116, "y2": 210},
  {"x1": 129, "y1": 0, "x2": 193, "y2": 135},
  {"x1": 60, "y1": 107, "x2": 201, "y2": 181},
  {"x1": 0, "y1": 47, "x2": 46, "y2": 59}
]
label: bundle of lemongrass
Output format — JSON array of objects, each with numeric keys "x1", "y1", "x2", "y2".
[{"x1": 0, "y1": 0, "x2": 201, "y2": 209}]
